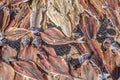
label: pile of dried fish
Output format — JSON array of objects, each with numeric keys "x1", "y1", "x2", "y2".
[{"x1": 0, "y1": 0, "x2": 120, "y2": 80}]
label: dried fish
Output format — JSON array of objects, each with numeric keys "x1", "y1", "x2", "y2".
[
  {"x1": 1, "y1": 9, "x2": 10, "y2": 32},
  {"x1": 40, "y1": 27, "x2": 84, "y2": 45},
  {"x1": 80, "y1": 60, "x2": 99, "y2": 80},
  {"x1": 46, "y1": 0, "x2": 83, "y2": 37},
  {"x1": 19, "y1": 42, "x2": 40, "y2": 61},
  {"x1": 0, "y1": 0, "x2": 120, "y2": 80},
  {"x1": 0, "y1": 62, "x2": 15, "y2": 80},
  {"x1": 79, "y1": 13, "x2": 98, "y2": 39},
  {"x1": 30, "y1": 10, "x2": 42, "y2": 28},
  {"x1": 11, "y1": 60, "x2": 44, "y2": 80},
  {"x1": 30, "y1": 0, "x2": 46, "y2": 30},
  {"x1": 36, "y1": 47, "x2": 73, "y2": 80},
  {"x1": 5, "y1": 27, "x2": 30, "y2": 41},
  {"x1": 1, "y1": 45, "x2": 18, "y2": 62}
]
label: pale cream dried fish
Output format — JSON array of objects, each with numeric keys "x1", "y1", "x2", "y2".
[
  {"x1": 46, "y1": 0, "x2": 84, "y2": 37},
  {"x1": 30, "y1": 0, "x2": 47, "y2": 30},
  {"x1": 47, "y1": 6, "x2": 72, "y2": 37},
  {"x1": 30, "y1": 10, "x2": 42, "y2": 28}
]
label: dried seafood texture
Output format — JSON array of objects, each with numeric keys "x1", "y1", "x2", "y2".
[
  {"x1": 14, "y1": 3, "x2": 31, "y2": 28},
  {"x1": 19, "y1": 35, "x2": 41, "y2": 62},
  {"x1": 44, "y1": 43, "x2": 80, "y2": 58},
  {"x1": 19, "y1": 45, "x2": 31, "y2": 60},
  {"x1": 19, "y1": 43, "x2": 40, "y2": 62},
  {"x1": 36, "y1": 46, "x2": 73, "y2": 80},
  {"x1": 11, "y1": 60, "x2": 45, "y2": 80},
  {"x1": 104, "y1": 52, "x2": 120, "y2": 80},
  {"x1": 103, "y1": 40, "x2": 120, "y2": 79},
  {"x1": 80, "y1": 0, "x2": 105, "y2": 18},
  {"x1": 102, "y1": 0, "x2": 119, "y2": 10},
  {"x1": 0, "y1": 62, "x2": 15, "y2": 80},
  {"x1": 40, "y1": 27, "x2": 84, "y2": 45},
  {"x1": 104, "y1": 49, "x2": 116, "y2": 75},
  {"x1": 0, "y1": 0, "x2": 120, "y2": 80},
  {"x1": 0, "y1": 9, "x2": 10, "y2": 32},
  {"x1": 79, "y1": 13, "x2": 98, "y2": 39},
  {"x1": 5, "y1": 27, "x2": 30, "y2": 41},
  {"x1": 4, "y1": 0, "x2": 23, "y2": 5},
  {"x1": 1, "y1": 45, "x2": 17, "y2": 62},
  {"x1": 63, "y1": 44, "x2": 80, "y2": 59},
  {"x1": 102, "y1": 0, "x2": 120, "y2": 28},
  {"x1": 0, "y1": 1, "x2": 31, "y2": 31},
  {"x1": 80, "y1": 61, "x2": 99, "y2": 80},
  {"x1": 86, "y1": 39, "x2": 104, "y2": 68},
  {"x1": 30, "y1": 0, "x2": 46, "y2": 30},
  {"x1": 14, "y1": 73, "x2": 25, "y2": 80},
  {"x1": 77, "y1": 43, "x2": 91, "y2": 53},
  {"x1": 46, "y1": 0, "x2": 83, "y2": 37},
  {"x1": 19, "y1": 11, "x2": 30, "y2": 29},
  {"x1": 77, "y1": 38, "x2": 104, "y2": 72},
  {"x1": 69, "y1": 63, "x2": 82, "y2": 78},
  {"x1": 116, "y1": 23, "x2": 120, "y2": 38},
  {"x1": 105, "y1": 8, "x2": 120, "y2": 28},
  {"x1": 79, "y1": 0, "x2": 120, "y2": 29}
]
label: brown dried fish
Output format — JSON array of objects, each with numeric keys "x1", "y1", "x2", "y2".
[
  {"x1": 11, "y1": 60, "x2": 45, "y2": 80},
  {"x1": 0, "y1": 62, "x2": 15, "y2": 80},
  {"x1": 103, "y1": 39, "x2": 120, "y2": 79},
  {"x1": 19, "y1": 36, "x2": 40, "y2": 62},
  {"x1": 0, "y1": 9, "x2": 10, "y2": 32},
  {"x1": 36, "y1": 46, "x2": 73, "y2": 80},
  {"x1": 79, "y1": 13, "x2": 98, "y2": 39},
  {"x1": 5, "y1": 27, "x2": 30, "y2": 41},
  {"x1": 0, "y1": 0, "x2": 120, "y2": 80},
  {"x1": 40, "y1": 27, "x2": 84, "y2": 45}
]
